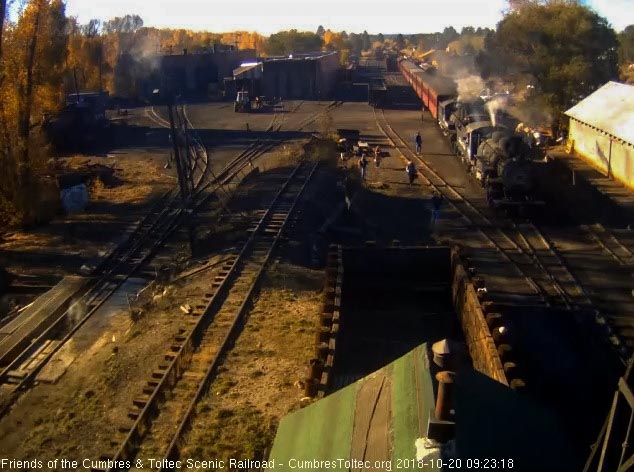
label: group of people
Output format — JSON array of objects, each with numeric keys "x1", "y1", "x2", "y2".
[
  {"x1": 357, "y1": 131, "x2": 424, "y2": 184},
  {"x1": 352, "y1": 130, "x2": 441, "y2": 227}
]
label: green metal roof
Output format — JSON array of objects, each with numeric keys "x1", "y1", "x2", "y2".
[
  {"x1": 269, "y1": 344, "x2": 436, "y2": 471},
  {"x1": 269, "y1": 343, "x2": 576, "y2": 472}
]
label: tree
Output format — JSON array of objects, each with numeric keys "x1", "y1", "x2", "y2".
[
  {"x1": 618, "y1": 25, "x2": 634, "y2": 64},
  {"x1": 396, "y1": 33, "x2": 405, "y2": 50},
  {"x1": 489, "y1": 1, "x2": 618, "y2": 120},
  {"x1": 346, "y1": 32, "x2": 363, "y2": 54},
  {"x1": 461, "y1": 26, "x2": 475, "y2": 36},
  {"x1": 316, "y1": 25, "x2": 325, "y2": 37},
  {"x1": 377, "y1": 33, "x2": 384, "y2": 43},
  {"x1": 266, "y1": 30, "x2": 323, "y2": 56},
  {"x1": 81, "y1": 18, "x2": 101, "y2": 38},
  {"x1": 0, "y1": 0, "x2": 6, "y2": 65},
  {"x1": 323, "y1": 30, "x2": 344, "y2": 51},
  {"x1": 0, "y1": 0, "x2": 69, "y2": 224},
  {"x1": 103, "y1": 14, "x2": 143, "y2": 34},
  {"x1": 440, "y1": 26, "x2": 459, "y2": 47},
  {"x1": 361, "y1": 30, "x2": 371, "y2": 51}
]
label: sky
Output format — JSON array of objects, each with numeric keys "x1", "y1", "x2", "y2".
[{"x1": 64, "y1": 0, "x2": 634, "y2": 35}]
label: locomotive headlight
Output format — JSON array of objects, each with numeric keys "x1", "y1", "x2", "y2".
[{"x1": 533, "y1": 132, "x2": 541, "y2": 139}]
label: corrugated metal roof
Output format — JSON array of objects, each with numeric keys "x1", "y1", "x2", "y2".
[
  {"x1": 565, "y1": 81, "x2": 634, "y2": 146},
  {"x1": 269, "y1": 344, "x2": 435, "y2": 470},
  {"x1": 233, "y1": 63, "x2": 261, "y2": 78},
  {"x1": 268, "y1": 343, "x2": 575, "y2": 470}
]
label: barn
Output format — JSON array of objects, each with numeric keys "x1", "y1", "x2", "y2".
[{"x1": 565, "y1": 81, "x2": 634, "y2": 189}]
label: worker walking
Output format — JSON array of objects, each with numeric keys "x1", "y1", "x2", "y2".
[
  {"x1": 374, "y1": 145, "x2": 381, "y2": 167},
  {"x1": 430, "y1": 191, "x2": 443, "y2": 228},
  {"x1": 358, "y1": 154, "x2": 368, "y2": 181},
  {"x1": 415, "y1": 132, "x2": 422, "y2": 155},
  {"x1": 405, "y1": 160, "x2": 417, "y2": 185}
]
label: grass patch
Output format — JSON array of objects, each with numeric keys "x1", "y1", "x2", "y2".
[{"x1": 184, "y1": 405, "x2": 275, "y2": 463}]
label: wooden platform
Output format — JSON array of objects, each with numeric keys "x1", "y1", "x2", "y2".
[
  {"x1": 0, "y1": 276, "x2": 89, "y2": 367},
  {"x1": 549, "y1": 148, "x2": 634, "y2": 220}
]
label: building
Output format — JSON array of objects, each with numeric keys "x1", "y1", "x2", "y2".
[
  {"x1": 269, "y1": 343, "x2": 575, "y2": 471},
  {"x1": 565, "y1": 81, "x2": 634, "y2": 189},
  {"x1": 232, "y1": 51, "x2": 340, "y2": 100},
  {"x1": 159, "y1": 48, "x2": 256, "y2": 97}
]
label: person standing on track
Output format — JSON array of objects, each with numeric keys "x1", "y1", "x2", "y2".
[
  {"x1": 358, "y1": 154, "x2": 368, "y2": 181},
  {"x1": 374, "y1": 145, "x2": 381, "y2": 167},
  {"x1": 430, "y1": 191, "x2": 443, "y2": 228},
  {"x1": 406, "y1": 160, "x2": 417, "y2": 185},
  {"x1": 415, "y1": 131, "x2": 422, "y2": 155}
]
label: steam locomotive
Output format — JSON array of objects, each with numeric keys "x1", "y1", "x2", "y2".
[
  {"x1": 473, "y1": 130, "x2": 540, "y2": 207},
  {"x1": 399, "y1": 59, "x2": 544, "y2": 211}
]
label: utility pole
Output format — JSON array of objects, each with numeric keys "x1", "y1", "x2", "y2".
[
  {"x1": 167, "y1": 98, "x2": 196, "y2": 256},
  {"x1": 167, "y1": 101, "x2": 189, "y2": 203}
]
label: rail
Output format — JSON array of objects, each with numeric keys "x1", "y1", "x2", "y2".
[
  {"x1": 374, "y1": 108, "x2": 629, "y2": 365},
  {"x1": 90, "y1": 159, "x2": 319, "y2": 471}
]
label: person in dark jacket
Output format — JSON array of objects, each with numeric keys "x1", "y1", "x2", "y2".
[
  {"x1": 406, "y1": 160, "x2": 417, "y2": 185},
  {"x1": 415, "y1": 132, "x2": 422, "y2": 154},
  {"x1": 430, "y1": 191, "x2": 443, "y2": 227},
  {"x1": 359, "y1": 155, "x2": 368, "y2": 181}
]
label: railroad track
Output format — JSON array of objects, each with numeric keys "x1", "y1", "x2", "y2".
[
  {"x1": 374, "y1": 108, "x2": 630, "y2": 363},
  {"x1": 581, "y1": 223, "x2": 634, "y2": 268},
  {"x1": 0, "y1": 188, "x2": 187, "y2": 414},
  {"x1": 90, "y1": 159, "x2": 319, "y2": 472},
  {"x1": 0, "y1": 100, "x2": 337, "y2": 418},
  {"x1": 0, "y1": 103, "x2": 273, "y2": 416}
]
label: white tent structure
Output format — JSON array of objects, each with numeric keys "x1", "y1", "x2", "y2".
[{"x1": 565, "y1": 81, "x2": 634, "y2": 188}]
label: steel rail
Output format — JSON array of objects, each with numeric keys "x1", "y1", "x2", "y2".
[
  {"x1": 93, "y1": 159, "x2": 318, "y2": 472},
  {"x1": 375, "y1": 108, "x2": 629, "y2": 363}
]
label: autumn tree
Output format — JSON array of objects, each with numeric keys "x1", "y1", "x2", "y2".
[
  {"x1": 0, "y1": 0, "x2": 69, "y2": 224},
  {"x1": 323, "y1": 30, "x2": 344, "y2": 51},
  {"x1": 395, "y1": 33, "x2": 405, "y2": 50}
]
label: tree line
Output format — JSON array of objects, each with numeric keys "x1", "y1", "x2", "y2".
[{"x1": 0, "y1": 0, "x2": 632, "y2": 227}]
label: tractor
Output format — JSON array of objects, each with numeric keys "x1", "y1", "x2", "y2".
[{"x1": 234, "y1": 91, "x2": 252, "y2": 112}]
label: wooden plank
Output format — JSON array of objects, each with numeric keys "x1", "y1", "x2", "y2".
[{"x1": 0, "y1": 276, "x2": 89, "y2": 366}]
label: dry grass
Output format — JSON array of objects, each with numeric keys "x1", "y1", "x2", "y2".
[
  {"x1": 87, "y1": 156, "x2": 170, "y2": 205},
  {"x1": 259, "y1": 143, "x2": 304, "y2": 172},
  {"x1": 0, "y1": 267, "x2": 225, "y2": 460},
  {"x1": 181, "y1": 262, "x2": 323, "y2": 463}
]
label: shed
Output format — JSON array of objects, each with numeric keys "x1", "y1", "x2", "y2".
[
  {"x1": 565, "y1": 81, "x2": 634, "y2": 189},
  {"x1": 233, "y1": 62, "x2": 263, "y2": 81},
  {"x1": 269, "y1": 343, "x2": 575, "y2": 471}
]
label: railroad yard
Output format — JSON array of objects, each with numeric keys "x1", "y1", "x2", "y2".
[{"x1": 1, "y1": 50, "x2": 634, "y2": 471}]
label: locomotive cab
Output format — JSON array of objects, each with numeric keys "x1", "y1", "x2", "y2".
[
  {"x1": 456, "y1": 121, "x2": 498, "y2": 164},
  {"x1": 438, "y1": 99, "x2": 456, "y2": 136}
]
